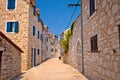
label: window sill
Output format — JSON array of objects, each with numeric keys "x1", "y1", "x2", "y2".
[
  {"x1": 88, "y1": 9, "x2": 97, "y2": 20},
  {"x1": 88, "y1": 51, "x2": 100, "y2": 53}
]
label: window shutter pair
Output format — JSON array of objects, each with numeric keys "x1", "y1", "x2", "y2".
[
  {"x1": 7, "y1": 21, "x2": 19, "y2": 33},
  {"x1": 7, "y1": 0, "x2": 15, "y2": 9}
]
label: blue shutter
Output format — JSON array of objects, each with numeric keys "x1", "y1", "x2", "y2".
[
  {"x1": 33, "y1": 6, "x2": 36, "y2": 15},
  {"x1": 38, "y1": 31, "x2": 39, "y2": 39},
  {"x1": 11, "y1": 0, "x2": 15, "y2": 9},
  {"x1": 33, "y1": 26, "x2": 35, "y2": 36},
  {"x1": 38, "y1": 14, "x2": 40, "y2": 22},
  {"x1": 7, "y1": 22, "x2": 11, "y2": 32},
  {"x1": 7, "y1": 0, "x2": 11, "y2": 9},
  {"x1": 15, "y1": 21, "x2": 19, "y2": 33}
]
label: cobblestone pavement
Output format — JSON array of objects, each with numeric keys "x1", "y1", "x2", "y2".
[{"x1": 16, "y1": 58, "x2": 88, "y2": 80}]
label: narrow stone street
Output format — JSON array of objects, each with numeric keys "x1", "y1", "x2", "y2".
[{"x1": 16, "y1": 58, "x2": 88, "y2": 80}]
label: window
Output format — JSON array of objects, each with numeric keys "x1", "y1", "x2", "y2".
[
  {"x1": 7, "y1": 0, "x2": 16, "y2": 9},
  {"x1": 46, "y1": 37, "x2": 48, "y2": 42},
  {"x1": 39, "y1": 34, "x2": 42, "y2": 40},
  {"x1": 33, "y1": 26, "x2": 35, "y2": 36},
  {"x1": 89, "y1": 0, "x2": 95, "y2": 16},
  {"x1": 38, "y1": 31, "x2": 39, "y2": 39},
  {"x1": 90, "y1": 35, "x2": 98, "y2": 52},
  {"x1": 38, "y1": 14, "x2": 41, "y2": 22},
  {"x1": 6, "y1": 21, "x2": 19, "y2": 33},
  {"x1": 37, "y1": 49, "x2": 40, "y2": 55},
  {"x1": 33, "y1": 6, "x2": 36, "y2": 15},
  {"x1": 51, "y1": 49, "x2": 54, "y2": 52}
]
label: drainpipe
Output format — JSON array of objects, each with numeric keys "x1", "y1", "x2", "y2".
[{"x1": 80, "y1": 0, "x2": 84, "y2": 74}]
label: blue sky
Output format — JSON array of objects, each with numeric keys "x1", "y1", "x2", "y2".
[{"x1": 36, "y1": 0, "x2": 80, "y2": 35}]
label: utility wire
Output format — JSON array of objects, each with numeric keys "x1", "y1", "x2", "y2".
[
  {"x1": 49, "y1": 6, "x2": 68, "y2": 26},
  {"x1": 64, "y1": 0, "x2": 80, "y2": 30}
]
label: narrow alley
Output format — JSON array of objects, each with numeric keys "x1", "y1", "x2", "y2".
[{"x1": 16, "y1": 58, "x2": 88, "y2": 80}]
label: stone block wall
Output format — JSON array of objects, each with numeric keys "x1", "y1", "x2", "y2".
[
  {"x1": 28, "y1": 4, "x2": 42, "y2": 68},
  {"x1": 82, "y1": 0, "x2": 120, "y2": 80},
  {"x1": 0, "y1": 0, "x2": 43, "y2": 71},
  {"x1": 0, "y1": 34, "x2": 21, "y2": 80},
  {"x1": 63, "y1": 16, "x2": 82, "y2": 72}
]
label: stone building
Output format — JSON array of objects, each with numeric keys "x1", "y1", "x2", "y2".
[
  {"x1": 0, "y1": 0, "x2": 43, "y2": 71},
  {"x1": 0, "y1": 31, "x2": 23, "y2": 80},
  {"x1": 63, "y1": 15, "x2": 81, "y2": 72},
  {"x1": 82, "y1": 0, "x2": 120, "y2": 80},
  {"x1": 41, "y1": 26, "x2": 52, "y2": 62},
  {"x1": 53, "y1": 35, "x2": 61, "y2": 58}
]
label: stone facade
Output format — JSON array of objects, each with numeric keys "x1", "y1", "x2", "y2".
[
  {"x1": 0, "y1": 31, "x2": 22, "y2": 80},
  {"x1": 82, "y1": 0, "x2": 120, "y2": 80},
  {"x1": 0, "y1": 0, "x2": 43, "y2": 71},
  {"x1": 63, "y1": 15, "x2": 82, "y2": 72},
  {"x1": 63, "y1": 0, "x2": 120, "y2": 80},
  {"x1": 41, "y1": 26, "x2": 52, "y2": 62}
]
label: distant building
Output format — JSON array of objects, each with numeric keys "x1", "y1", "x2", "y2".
[
  {"x1": 41, "y1": 26, "x2": 52, "y2": 61},
  {"x1": 0, "y1": 31, "x2": 23, "y2": 80},
  {"x1": 0, "y1": 0, "x2": 43, "y2": 71}
]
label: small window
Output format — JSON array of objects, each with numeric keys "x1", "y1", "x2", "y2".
[
  {"x1": 37, "y1": 49, "x2": 40, "y2": 55},
  {"x1": 39, "y1": 34, "x2": 42, "y2": 40},
  {"x1": 38, "y1": 31, "x2": 39, "y2": 39},
  {"x1": 6, "y1": 21, "x2": 19, "y2": 33},
  {"x1": 7, "y1": 0, "x2": 16, "y2": 9},
  {"x1": 33, "y1": 26, "x2": 35, "y2": 36},
  {"x1": 51, "y1": 49, "x2": 54, "y2": 52},
  {"x1": 90, "y1": 35, "x2": 98, "y2": 52},
  {"x1": 33, "y1": 6, "x2": 36, "y2": 15},
  {"x1": 89, "y1": 0, "x2": 95, "y2": 16},
  {"x1": 38, "y1": 14, "x2": 41, "y2": 22}
]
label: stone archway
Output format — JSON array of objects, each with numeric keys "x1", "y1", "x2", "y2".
[{"x1": 76, "y1": 40, "x2": 82, "y2": 72}]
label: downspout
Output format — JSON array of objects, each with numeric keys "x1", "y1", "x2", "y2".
[{"x1": 80, "y1": 0, "x2": 84, "y2": 74}]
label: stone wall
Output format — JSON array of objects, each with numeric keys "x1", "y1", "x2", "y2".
[
  {"x1": 0, "y1": 34, "x2": 21, "y2": 80},
  {"x1": 0, "y1": 0, "x2": 43, "y2": 71},
  {"x1": 28, "y1": 4, "x2": 42, "y2": 68},
  {"x1": 82, "y1": 0, "x2": 120, "y2": 80},
  {"x1": 63, "y1": 16, "x2": 82, "y2": 72}
]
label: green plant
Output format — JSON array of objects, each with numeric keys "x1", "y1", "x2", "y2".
[{"x1": 60, "y1": 22, "x2": 74, "y2": 53}]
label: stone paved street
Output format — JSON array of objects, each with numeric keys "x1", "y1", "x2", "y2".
[{"x1": 16, "y1": 58, "x2": 88, "y2": 80}]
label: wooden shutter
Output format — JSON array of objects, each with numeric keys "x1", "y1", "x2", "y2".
[
  {"x1": 33, "y1": 6, "x2": 36, "y2": 15},
  {"x1": 33, "y1": 26, "x2": 35, "y2": 36},
  {"x1": 7, "y1": 22, "x2": 11, "y2": 32},
  {"x1": 15, "y1": 21, "x2": 19, "y2": 33},
  {"x1": 7, "y1": 0, "x2": 11, "y2": 9},
  {"x1": 38, "y1": 31, "x2": 39, "y2": 39},
  {"x1": 90, "y1": 0, "x2": 95, "y2": 16},
  {"x1": 11, "y1": 0, "x2": 15, "y2": 9},
  {"x1": 38, "y1": 14, "x2": 40, "y2": 22}
]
